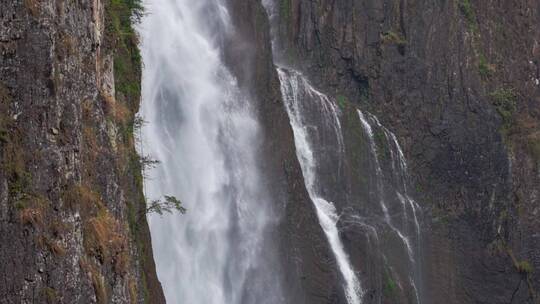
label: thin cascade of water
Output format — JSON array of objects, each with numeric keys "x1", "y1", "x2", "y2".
[
  {"x1": 357, "y1": 110, "x2": 415, "y2": 260},
  {"x1": 278, "y1": 68, "x2": 364, "y2": 304},
  {"x1": 371, "y1": 114, "x2": 422, "y2": 244},
  {"x1": 357, "y1": 109, "x2": 422, "y2": 303},
  {"x1": 262, "y1": 1, "x2": 423, "y2": 302}
]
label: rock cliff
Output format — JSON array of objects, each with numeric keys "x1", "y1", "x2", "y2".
[
  {"x1": 265, "y1": 0, "x2": 540, "y2": 302},
  {"x1": 1, "y1": 0, "x2": 539, "y2": 303},
  {"x1": 0, "y1": 0, "x2": 164, "y2": 303}
]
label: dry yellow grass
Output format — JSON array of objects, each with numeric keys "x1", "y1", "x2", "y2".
[
  {"x1": 128, "y1": 276, "x2": 138, "y2": 304},
  {"x1": 80, "y1": 258, "x2": 107, "y2": 304},
  {"x1": 37, "y1": 235, "x2": 66, "y2": 257},
  {"x1": 23, "y1": 0, "x2": 39, "y2": 16},
  {"x1": 63, "y1": 184, "x2": 103, "y2": 213},
  {"x1": 101, "y1": 91, "x2": 131, "y2": 123},
  {"x1": 84, "y1": 209, "x2": 130, "y2": 275},
  {"x1": 19, "y1": 207, "x2": 43, "y2": 227}
]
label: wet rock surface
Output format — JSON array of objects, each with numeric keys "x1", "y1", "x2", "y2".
[
  {"x1": 224, "y1": 1, "x2": 341, "y2": 302},
  {"x1": 229, "y1": 0, "x2": 540, "y2": 303},
  {"x1": 268, "y1": 0, "x2": 540, "y2": 303}
]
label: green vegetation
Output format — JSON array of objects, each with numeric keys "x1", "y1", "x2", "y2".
[
  {"x1": 107, "y1": 0, "x2": 143, "y2": 108},
  {"x1": 383, "y1": 270, "x2": 398, "y2": 297},
  {"x1": 381, "y1": 30, "x2": 407, "y2": 47},
  {"x1": 337, "y1": 95, "x2": 347, "y2": 110},
  {"x1": 146, "y1": 195, "x2": 187, "y2": 216},
  {"x1": 0, "y1": 83, "x2": 33, "y2": 200},
  {"x1": 374, "y1": 129, "x2": 390, "y2": 160},
  {"x1": 478, "y1": 54, "x2": 494, "y2": 78},
  {"x1": 280, "y1": 0, "x2": 291, "y2": 21},
  {"x1": 459, "y1": 0, "x2": 477, "y2": 31},
  {"x1": 490, "y1": 88, "x2": 517, "y2": 131},
  {"x1": 103, "y1": 1, "x2": 159, "y2": 302},
  {"x1": 517, "y1": 260, "x2": 534, "y2": 274},
  {"x1": 139, "y1": 155, "x2": 160, "y2": 173},
  {"x1": 507, "y1": 248, "x2": 534, "y2": 277}
]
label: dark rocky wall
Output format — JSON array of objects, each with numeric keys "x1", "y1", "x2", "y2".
[
  {"x1": 223, "y1": 1, "x2": 344, "y2": 302},
  {"x1": 0, "y1": 0, "x2": 164, "y2": 303},
  {"x1": 270, "y1": 0, "x2": 540, "y2": 303}
]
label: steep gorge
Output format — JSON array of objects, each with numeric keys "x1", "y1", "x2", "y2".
[{"x1": 1, "y1": 0, "x2": 539, "y2": 303}]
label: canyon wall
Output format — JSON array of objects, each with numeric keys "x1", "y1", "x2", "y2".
[
  {"x1": 0, "y1": 0, "x2": 164, "y2": 302},
  {"x1": 267, "y1": 0, "x2": 540, "y2": 302}
]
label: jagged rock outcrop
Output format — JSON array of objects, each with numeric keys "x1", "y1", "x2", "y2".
[{"x1": 0, "y1": 0, "x2": 164, "y2": 303}]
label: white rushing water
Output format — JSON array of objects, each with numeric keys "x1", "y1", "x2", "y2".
[
  {"x1": 278, "y1": 68, "x2": 364, "y2": 304},
  {"x1": 357, "y1": 109, "x2": 422, "y2": 303},
  {"x1": 139, "y1": 1, "x2": 279, "y2": 303},
  {"x1": 357, "y1": 109, "x2": 415, "y2": 259}
]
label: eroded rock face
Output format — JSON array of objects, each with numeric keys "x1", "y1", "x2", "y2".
[
  {"x1": 0, "y1": 1, "x2": 163, "y2": 303},
  {"x1": 265, "y1": 0, "x2": 539, "y2": 303}
]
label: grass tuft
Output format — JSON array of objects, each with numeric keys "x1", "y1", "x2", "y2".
[
  {"x1": 459, "y1": 0, "x2": 477, "y2": 31},
  {"x1": 381, "y1": 30, "x2": 407, "y2": 47},
  {"x1": 489, "y1": 88, "x2": 517, "y2": 136},
  {"x1": 478, "y1": 54, "x2": 495, "y2": 78}
]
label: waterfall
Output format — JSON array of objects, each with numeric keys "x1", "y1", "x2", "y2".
[
  {"x1": 139, "y1": 1, "x2": 280, "y2": 303},
  {"x1": 357, "y1": 110, "x2": 414, "y2": 259},
  {"x1": 138, "y1": 0, "x2": 423, "y2": 302},
  {"x1": 278, "y1": 68, "x2": 364, "y2": 304},
  {"x1": 274, "y1": 68, "x2": 423, "y2": 304},
  {"x1": 357, "y1": 109, "x2": 422, "y2": 303}
]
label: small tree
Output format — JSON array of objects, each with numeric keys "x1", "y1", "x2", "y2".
[
  {"x1": 140, "y1": 155, "x2": 160, "y2": 170},
  {"x1": 133, "y1": 114, "x2": 146, "y2": 131},
  {"x1": 135, "y1": 123, "x2": 186, "y2": 218},
  {"x1": 146, "y1": 195, "x2": 186, "y2": 216}
]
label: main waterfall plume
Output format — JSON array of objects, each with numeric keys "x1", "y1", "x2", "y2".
[
  {"x1": 139, "y1": 1, "x2": 281, "y2": 303},
  {"x1": 139, "y1": 0, "x2": 423, "y2": 303}
]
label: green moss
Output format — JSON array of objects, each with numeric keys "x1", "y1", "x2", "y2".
[
  {"x1": 336, "y1": 95, "x2": 347, "y2": 110},
  {"x1": 478, "y1": 54, "x2": 494, "y2": 78},
  {"x1": 459, "y1": 0, "x2": 477, "y2": 31},
  {"x1": 1, "y1": 134, "x2": 31, "y2": 199},
  {"x1": 0, "y1": 82, "x2": 33, "y2": 203},
  {"x1": 341, "y1": 105, "x2": 369, "y2": 187},
  {"x1": 489, "y1": 88, "x2": 517, "y2": 134},
  {"x1": 374, "y1": 129, "x2": 390, "y2": 160},
  {"x1": 106, "y1": 0, "x2": 143, "y2": 109},
  {"x1": 280, "y1": 0, "x2": 291, "y2": 21},
  {"x1": 383, "y1": 270, "x2": 398, "y2": 297}
]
